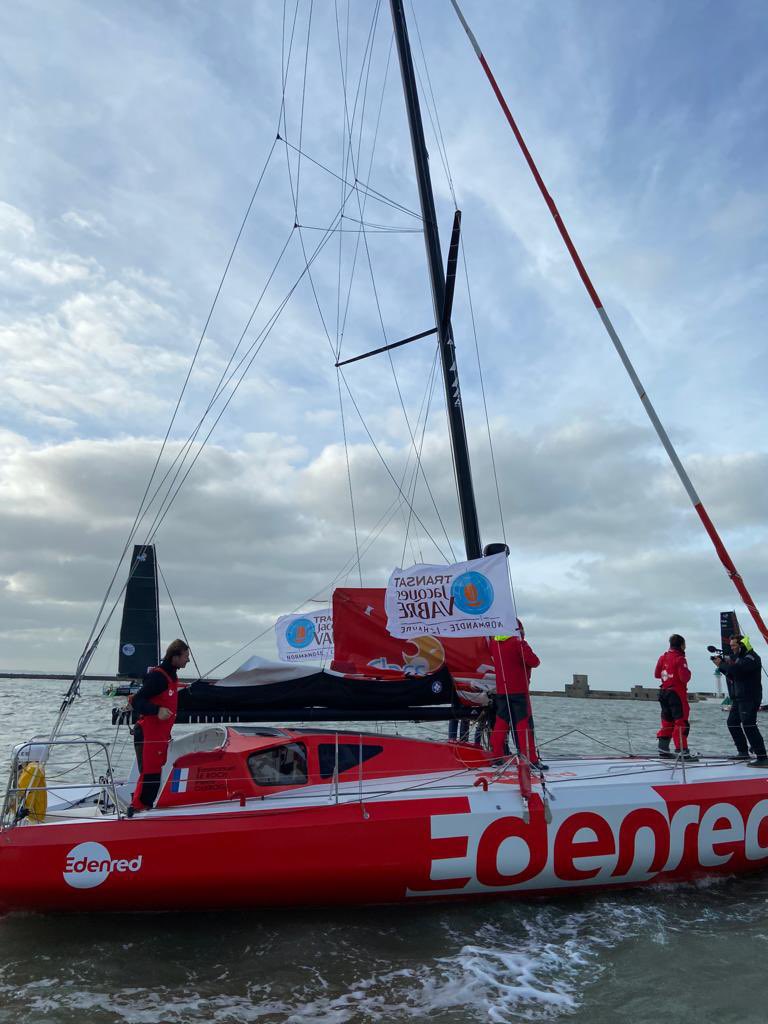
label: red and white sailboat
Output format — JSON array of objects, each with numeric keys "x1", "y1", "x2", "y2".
[
  {"x1": 2, "y1": 0, "x2": 767, "y2": 914},
  {"x1": 6, "y1": 723, "x2": 768, "y2": 913}
]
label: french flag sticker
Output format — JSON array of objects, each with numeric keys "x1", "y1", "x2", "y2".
[{"x1": 171, "y1": 767, "x2": 189, "y2": 793}]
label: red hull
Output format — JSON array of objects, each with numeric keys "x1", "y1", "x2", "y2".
[{"x1": 4, "y1": 731, "x2": 768, "y2": 912}]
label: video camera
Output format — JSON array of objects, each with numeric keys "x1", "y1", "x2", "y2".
[{"x1": 706, "y1": 644, "x2": 724, "y2": 663}]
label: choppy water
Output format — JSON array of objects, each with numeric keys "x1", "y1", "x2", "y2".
[{"x1": 1, "y1": 682, "x2": 766, "y2": 1024}]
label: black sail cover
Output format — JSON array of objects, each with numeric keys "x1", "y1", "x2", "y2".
[
  {"x1": 178, "y1": 660, "x2": 455, "y2": 716},
  {"x1": 118, "y1": 545, "x2": 161, "y2": 677}
]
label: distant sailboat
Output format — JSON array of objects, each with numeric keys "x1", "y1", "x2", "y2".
[{"x1": 117, "y1": 545, "x2": 161, "y2": 679}]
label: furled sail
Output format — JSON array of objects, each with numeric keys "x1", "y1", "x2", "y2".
[{"x1": 178, "y1": 656, "x2": 454, "y2": 718}]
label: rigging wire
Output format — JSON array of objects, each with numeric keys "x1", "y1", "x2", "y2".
[
  {"x1": 279, "y1": 9, "x2": 452, "y2": 566},
  {"x1": 204, "y1": 86, "x2": 458, "y2": 675},
  {"x1": 407, "y1": 1, "x2": 531, "y2": 724},
  {"x1": 334, "y1": 0, "x2": 352, "y2": 364},
  {"x1": 333, "y1": 0, "x2": 383, "y2": 246},
  {"x1": 336, "y1": 367, "x2": 363, "y2": 586},
  {"x1": 329, "y1": 8, "x2": 456, "y2": 561},
  {"x1": 290, "y1": 0, "x2": 314, "y2": 225},
  {"x1": 336, "y1": 36, "x2": 394, "y2": 358},
  {"x1": 202, "y1": 356, "x2": 449, "y2": 678},
  {"x1": 131, "y1": 203, "x2": 352, "y2": 549},
  {"x1": 408, "y1": 1, "x2": 457, "y2": 205},
  {"x1": 280, "y1": 137, "x2": 421, "y2": 221},
  {"x1": 399, "y1": 345, "x2": 442, "y2": 566},
  {"x1": 337, "y1": 367, "x2": 450, "y2": 559},
  {"x1": 124, "y1": 225, "x2": 297, "y2": 559},
  {"x1": 65, "y1": 198, "x2": 353, "y2": 704},
  {"x1": 408, "y1": 0, "x2": 506, "y2": 547},
  {"x1": 340, "y1": 216, "x2": 420, "y2": 231},
  {"x1": 331, "y1": 19, "x2": 388, "y2": 584},
  {"x1": 53, "y1": 2, "x2": 374, "y2": 743},
  {"x1": 296, "y1": 221, "x2": 420, "y2": 233},
  {"x1": 58, "y1": 0, "x2": 313, "y2": 732},
  {"x1": 62, "y1": 4, "x2": 512, "y2": 716},
  {"x1": 334, "y1": 0, "x2": 361, "y2": 587},
  {"x1": 158, "y1": 563, "x2": 204, "y2": 681},
  {"x1": 460, "y1": 238, "x2": 506, "y2": 545},
  {"x1": 334, "y1": 23, "x2": 396, "y2": 581},
  {"x1": 67, "y1": 138, "x2": 282, "y2": 703},
  {"x1": 279, "y1": 0, "x2": 303, "y2": 143}
]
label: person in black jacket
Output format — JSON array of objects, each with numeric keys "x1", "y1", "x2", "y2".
[
  {"x1": 714, "y1": 635, "x2": 768, "y2": 767},
  {"x1": 128, "y1": 639, "x2": 190, "y2": 815}
]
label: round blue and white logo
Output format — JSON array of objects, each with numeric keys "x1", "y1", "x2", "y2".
[
  {"x1": 431, "y1": 680, "x2": 443, "y2": 694},
  {"x1": 286, "y1": 618, "x2": 316, "y2": 649},
  {"x1": 451, "y1": 571, "x2": 494, "y2": 615}
]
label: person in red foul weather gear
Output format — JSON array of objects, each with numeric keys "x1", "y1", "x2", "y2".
[
  {"x1": 489, "y1": 619, "x2": 545, "y2": 769},
  {"x1": 128, "y1": 639, "x2": 191, "y2": 815},
  {"x1": 655, "y1": 633, "x2": 697, "y2": 761}
]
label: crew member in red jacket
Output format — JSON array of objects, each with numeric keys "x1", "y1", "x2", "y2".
[
  {"x1": 489, "y1": 619, "x2": 544, "y2": 767},
  {"x1": 128, "y1": 638, "x2": 190, "y2": 815},
  {"x1": 655, "y1": 633, "x2": 697, "y2": 761}
]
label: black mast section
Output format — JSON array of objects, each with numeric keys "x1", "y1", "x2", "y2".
[{"x1": 389, "y1": 0, "x2": 482, "y2": 560}]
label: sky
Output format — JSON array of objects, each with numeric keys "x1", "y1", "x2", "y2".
[{"x1": 0, "y1": 0, "x2": 766, "y2": 692}]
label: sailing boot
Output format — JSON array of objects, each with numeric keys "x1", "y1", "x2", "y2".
[
  {"x1": 747, "y1": 756, "x2": 768, "y2": 768},
  {"x1": 727, "y1": 752, "x2": 750, "y2": 761},
  {"x1": 678, "y1": 750, "x2": 699, "y2": 762},
  {"x1": 657, "y1": 736, "x2": 674, "y2": 760}
]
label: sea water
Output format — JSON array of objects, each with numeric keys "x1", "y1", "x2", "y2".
[{"x1": 0, "y1": 682, "x2": 765, "y2": 1024}]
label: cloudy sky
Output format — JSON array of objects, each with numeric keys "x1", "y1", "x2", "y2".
[{"x1": 1, "y1": 0, "x2": 766, "y2": 692}]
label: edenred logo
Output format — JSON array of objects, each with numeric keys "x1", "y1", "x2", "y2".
[
  {"x1": 407, "y1": 782, "x2": 768, "y2": 896},
  {"x1": 63, "y1": 842, "x2": 142, "y2": 889}
]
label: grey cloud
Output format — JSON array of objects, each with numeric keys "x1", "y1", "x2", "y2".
[
  {"x1": 1, "y1": 2, "x2": 766, "y2": 691},
  {"x1": 0, "y1": 416, "x2": 764, "y2": 685}
]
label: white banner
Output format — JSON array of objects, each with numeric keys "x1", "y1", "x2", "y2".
[
  {"x1": 275, "y1": 609, "x2": 334, "y2": 663},
  {"x1": 384, "y1": 553, "x2": 518, "y2": 639}
]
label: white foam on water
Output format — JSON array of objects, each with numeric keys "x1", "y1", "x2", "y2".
[
  {"x1": 10, "y1": 988, "x2": 291, "y2": 1024},
  {"x1": 2, "y1": 881, "x2": 763, "y2": 1024},
  {"x1": 260, "y1": 902, "x2": 654, "y2": 1023},
  {"x1": 0, "y1": 903, "x2": 662, "y2": 1024}
]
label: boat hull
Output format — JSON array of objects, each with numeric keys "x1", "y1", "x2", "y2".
[{"x1": 3, "y1": 758, "x2": 768, "y2": 912}]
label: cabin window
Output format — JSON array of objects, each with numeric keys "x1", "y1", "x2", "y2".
[
  {"x1": 318, "y1": 743, "x2": 384, "y2": 780},
  {"x1": 248, "y1": 743, "x2": 308, "y2": 787}
]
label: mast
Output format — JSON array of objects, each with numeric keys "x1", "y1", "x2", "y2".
[{"x1": 389, "y1": 0, "x2": 482, "y2": 560}]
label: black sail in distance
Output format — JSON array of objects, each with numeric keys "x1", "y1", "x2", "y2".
[
  {"x1": 118, "y1": 545, "x2": 161, "y2": 677},
  {"x1": 720, "y1": 610, "x2": 742, "y2": 652}
]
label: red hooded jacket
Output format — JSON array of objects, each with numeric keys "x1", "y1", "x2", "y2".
[
  {"x1": 654, "y1": 648, "x2": 691, "y2": 697},
  {"x1": 490, "y1": 636, "x2": 540, "y2": 695}
]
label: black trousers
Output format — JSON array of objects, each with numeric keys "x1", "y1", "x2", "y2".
[
  {"x1": 727, "y1": 699, "x2": 767, "y2": 758},
  {"x1": 132, "y1": 723, "x2": 164, "y2": 809},
  {"x1": 492, "y1": 693, "x2": 537, "y2": 760},
  {"x1": 448, "y1": 715, "x2": 470, "y2": 742}
]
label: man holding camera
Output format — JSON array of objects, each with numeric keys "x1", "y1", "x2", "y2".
[{"x1": 714, "y1": 635, "x2": 768, "y2": 767}]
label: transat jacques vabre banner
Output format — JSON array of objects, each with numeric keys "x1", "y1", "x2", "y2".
[
  {"x1": 384, "y1": 553, "x2": 518, "y2": 640},
  {"x1": 275, "y1": 609, "x2": 334, "y2": 663}
]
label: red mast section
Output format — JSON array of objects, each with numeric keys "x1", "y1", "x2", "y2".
[{"x1": 449, "y1": 0, "x2": 768, "y2": 645}]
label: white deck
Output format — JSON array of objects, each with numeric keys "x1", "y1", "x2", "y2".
[{"x1": 28, "y1": 753, "x2": 768, "y2": 826}]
